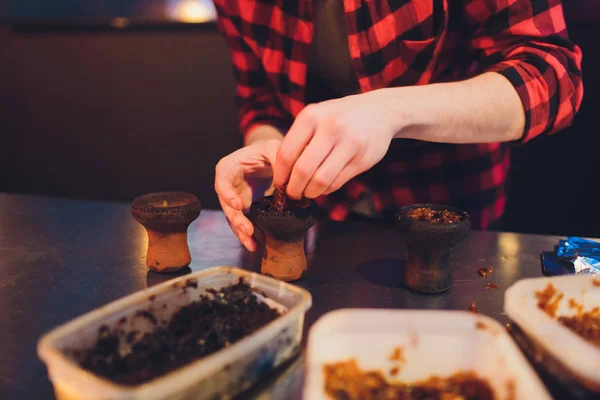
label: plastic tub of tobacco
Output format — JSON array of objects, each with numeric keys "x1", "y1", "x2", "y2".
[
  {"x1": 249, "y1": 186, "x2": 318, "y2": 282},
  {"x1": 304, "y1": 309, "x2": 551, "y2": 400},
  {"x1": 505, "y1": 275, "x2": 600, "y2": 398},
  {"x1": 396, "y1": 204, "x2": 471, "y2": 294},
  {"x1": 37, "y1": 266, "x2": 312, "y2": 400}
]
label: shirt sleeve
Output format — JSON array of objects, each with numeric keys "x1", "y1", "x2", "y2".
[
  {"x1": 213, "y1": 1, "x2": 290, "y2": 140},
  {"x1": 461, "y1": 0, "x2": 583, "y2": 143}
]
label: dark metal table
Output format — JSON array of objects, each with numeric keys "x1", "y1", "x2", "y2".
[{"x1": 0, "y1": 193, "x2": 562, "y2": 399}]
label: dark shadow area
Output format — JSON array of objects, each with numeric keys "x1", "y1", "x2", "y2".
[
  {"x1": 146, "y1": 266, "x2": 191, "y2": 288},
  {"x1": 356, "y1": 258, "x2": 404, "y2": 289},
  {"x1": 502, "y1": 17, "x2": 600, "y2": 238},
  {"x1": 0, "y1": 24, "x2": 239, "y2": 210},
  {"x1": 509, "y1": 323, "x2": 595, "y2": 400}
]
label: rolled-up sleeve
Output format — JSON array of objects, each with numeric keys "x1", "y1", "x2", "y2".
[
  {"x1": 462, "y1": 0, "x2": 583, "y2": 143},
  {"x1": 213, "y1": 1, "x2": 289, "y2": 140}
]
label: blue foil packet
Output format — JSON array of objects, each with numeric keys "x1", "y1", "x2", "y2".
[{"x1": 555, "y1": 237, "x2": 600, "y2": 275}]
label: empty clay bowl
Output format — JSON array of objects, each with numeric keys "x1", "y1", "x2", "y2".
[
  {"x1": 249, "y1": 195, "x2": 318, "y2": 281},
  {"x1": 131, "y1": 192, "x2": 201, "y2": 273},
  {"x1": 396, "y1": 204, "x2": 471, "y2": 294}
]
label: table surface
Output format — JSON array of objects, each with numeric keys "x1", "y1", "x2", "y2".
[{"x1": 0, "y1": 193, "x2": 564, "y2": 399}]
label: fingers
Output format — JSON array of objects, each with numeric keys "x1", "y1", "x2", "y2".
[
  {"x1": 215, "y1": 158, "x2": 244, "y2": 211},
  {"x1": 322, "y1": 158, "x2": 362, "y2": 195},
  {"x1": 260, "y1": 139, "x2": 280, "y2": 168},
  {"x1": 285, "y1": 129, "x2": 335, "y2": 199},
  {"x1": 215, "y1": 140, "x2": 285, "y2": 252},
  {"x1": 215, "y1": 140, "x2": 281, "y2": 210},
  {"x1": 219, "y1": 197, "x2": 257, "y2": 252},
  {"x1": 273, "y1": 106, "x2": 318, "y2": 187},
  {"x1": 304, "y1": 144, "x2": 355, "y2": 198}
]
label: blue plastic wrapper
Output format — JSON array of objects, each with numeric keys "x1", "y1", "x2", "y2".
[{"x1": 556, "y1": 237, "x2": 600, "y2": 275}]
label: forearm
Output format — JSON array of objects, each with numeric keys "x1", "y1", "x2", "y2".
[
  {"x1": 384, "y1": 72, "x2": 525, "y2": 144},
  {"x1": 244, "y1": 124, "x2": 285, "y2": 146}
]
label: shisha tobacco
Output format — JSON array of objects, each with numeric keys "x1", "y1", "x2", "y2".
[
  {"x1": 270, "y1": 184, "x2": 310, "y2": 212},
  {"x1": 272, "y1": 185, "x2": 288, "y2": 212}
]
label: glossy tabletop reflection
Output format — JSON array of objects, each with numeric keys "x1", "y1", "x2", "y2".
[{"x1": 0, "y1": 193, "x2": 560, "y2": 399}]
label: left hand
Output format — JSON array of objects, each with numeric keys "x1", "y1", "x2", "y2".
[{"x1": 272, "y1": 90, "x2": 398, "y2": 199}]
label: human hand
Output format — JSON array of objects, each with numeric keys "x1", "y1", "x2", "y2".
[
  {"x1": 215, "y1": 139, "x2": 280, "y2": 251},
  {"x1": 272, "y1": 90, "x2": 398, "y2": 199}
]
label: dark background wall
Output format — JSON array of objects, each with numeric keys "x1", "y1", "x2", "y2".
[
  {"x1": 503, "y1": 18, "x2": 599, "y2": 238},
  {"x1": 0, "y1": 4, "x2": 598, "y2": 237},
  {"x1": 0, "y1": 24, "x2": 240, "y2": 209}
]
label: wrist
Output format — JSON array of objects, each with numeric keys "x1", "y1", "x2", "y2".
[
  {"x1": 371, "y1": 87, "x2": 424, "y2": 141},
  {"x1": 244, "y1": 124, "x2": 285, "y2": 146}
]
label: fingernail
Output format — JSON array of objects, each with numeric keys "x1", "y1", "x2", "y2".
[{"x1": 244, "y1": 240, "x2": 254, "y2": 251}]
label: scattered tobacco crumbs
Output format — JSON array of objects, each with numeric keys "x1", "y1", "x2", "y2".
[
  {"x1": 389, "y1": 367, "x2": 399, "y2": 376},
  {"x1": 75, "y1": 279, "x2": 281, "y2": 385},
  {"x1": 407, "y1": 207, "x2": 463, "y2": 224},
  {"x1": 389, "y1": 347, "x2": 405, "y2": 363},
  {"x1": 593, "y1": 279, "x2": 600, "y2": 287},
  {"x1": 568, "y1": 298, "x2": 584, "y2": 315},
  {"x1": 324, "y1": 359, "x2": 495, "y2": 400},
  {"x1": 477, "y1": 267, "x2": 493, "y2": 278},
  {"x1": 476, "y1": 321, "x2": 487, "y2": 330},
  {"x1": 149, "y1": 295, "x2": 156, "y2": 301},
  {"x1": 484, "y1": 282, "x2": 498, "y2": 290},
  {"x1": 535, "y1": 283, "x2": 563, "y2": 317},
  {"x1": 184, "y1": 279, "x2": 198, "y2": 289},
  {"x1": 135, "y1": 310, "x2": 158, "y2": 325},
  {"x1": 469, "y1": 301, "x2": 478, "y2": 313}
]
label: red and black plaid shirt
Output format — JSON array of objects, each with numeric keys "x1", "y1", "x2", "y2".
[{"x1": 214, "y1": 0, "x2": 583, "y2": 229}]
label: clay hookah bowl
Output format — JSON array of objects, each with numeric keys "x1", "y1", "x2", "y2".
[
  {"x1": 249, "y1": 196, "x2": 318, "y2": 282},
  {"x1": 131, "y1": 192, "x2": 201, "y2": 273},
  {"x1": 396, "y1": 204, "x2": 471, "y2": 294}
]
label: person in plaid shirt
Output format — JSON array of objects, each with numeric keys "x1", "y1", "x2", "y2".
[{"x1": 213, "y1": 0, "x2": 583, "y2": 252}]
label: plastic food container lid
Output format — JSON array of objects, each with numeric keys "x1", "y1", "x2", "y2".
[
  {"x1": 505, "y1": 275, "x2": 600, "y2": 391},
  {"x1": 304, "y1": 309, "x2": 551, "y2": 400}
]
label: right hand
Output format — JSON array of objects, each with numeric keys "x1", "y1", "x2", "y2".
[{"x1": 214, "y1": 139, "x2": 281, "y2": 252}]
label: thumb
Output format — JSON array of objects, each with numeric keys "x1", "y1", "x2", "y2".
[
  {"x1": 260, "y1": 139, "x2": 281, "y2": 170},
  {"x1": 215, "y1": 156, "x2": 245, "y2": 211}
]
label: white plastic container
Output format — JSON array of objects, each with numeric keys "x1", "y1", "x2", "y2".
[
  {"x1": 38, "y1": 266, "x2": 312, "y2": 400},
  {"x1": 304, "y1": 309, "x2": 551, "y2": 400},
  {"x1": 505, "y1": 275, "x2": 600, "y2": 392}
]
